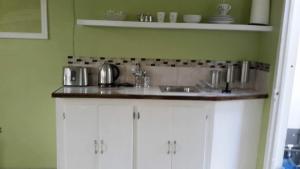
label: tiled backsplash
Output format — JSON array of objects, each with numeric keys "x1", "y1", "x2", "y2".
[
  {"x1": 67, "y1": 56, "x2": 270, "y2": 71},
  {"x1": 66, "y1": 56, "x2": 270, "y2": 92}
]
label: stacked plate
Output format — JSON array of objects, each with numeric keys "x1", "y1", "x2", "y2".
[{"x1": 208, "y1": 15, "x2": 234, "y2": 24}]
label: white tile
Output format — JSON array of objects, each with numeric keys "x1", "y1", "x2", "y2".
[
  {"x1": 176, "y1": 67, "x2": 210, "y2": 86},
  {"x1": 144, "y1": 66, "x2": 178, "y2": 86},
  {"x1": 255, "y1": 70, "x2": 270, "y2": 92}
]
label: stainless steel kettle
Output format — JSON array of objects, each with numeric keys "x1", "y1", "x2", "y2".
[{"x1": 98, "y1": 62, "x2": 120, "y2": 87}]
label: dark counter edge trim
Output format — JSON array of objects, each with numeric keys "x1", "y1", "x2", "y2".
[{"x1": 52, "y1": 92, "x2": 268, "y2": 101}]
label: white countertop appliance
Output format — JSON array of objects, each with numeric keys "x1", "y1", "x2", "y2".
[{"x1": 63, "y1": 66, "x2": 88, "y2": 86}]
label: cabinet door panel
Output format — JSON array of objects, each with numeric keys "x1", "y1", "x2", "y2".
[
  {"x1": 172, "y1": 106, "x2": 206, "y2": 169},
  {"x1": 210, "y1": 100, "x2": 263, "y2": 169},
  {"x1": 137, "y1": 106, "x2": 172, "y2": 169},
  {"x1": 64, "y1": 105, "x2": 98, "y2": 169},
  {"x1": 98, "y1": 105, "x2": 134, "y2": 169}
]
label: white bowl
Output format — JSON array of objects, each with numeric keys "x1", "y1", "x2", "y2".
[
  {"x1": 183, "y1": 15, "x2": 202, "y2": 23},
  {"x1": 104, "y1": 10, "x2": 127, "y2": 21}
]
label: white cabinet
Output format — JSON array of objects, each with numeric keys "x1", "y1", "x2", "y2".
[
  {"x1": 209, "y1": 100, "x2": 264, "y2": 169},
  {"x1": 55, "y1": 99, "x2": 264, "y2": 169},
  {"x1": 137, "y1": 103, "x2": 211, "y2": 169},
  {"x1": 57, "y1": 100, "x2": 134, "y2": 169},
  {"x1": 63, "y1": 104, "x2": 98, "y2": 169},
  {"x1": 172, "y1": 106, "x2": 209, "y2": 169},
  {"x1": 98, "y1": 105, "x2": 134, "y2": 169},
  {"x1": 136, "y1": 106, "x2": 173, "y2": 169}
]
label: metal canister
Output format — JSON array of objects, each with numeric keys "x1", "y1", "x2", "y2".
[
  {"x1": 240, "y1": 61, "x2": 250, "y2": 88},
  {"x1": 210, "y1": 70, "x2": 224, "y2": 89},
  {"x1": 226, "y1": 64, "x2": 234, "y2": 83},
  {"x1": 210, "y1": 70, "x2": 221, "y2": 89},
  {"x1": 249, "y1": 66, "x2": 257, "y2": 89},
  {"x1": 222, "y1": 64, "x2": 234, "y2": 93}
]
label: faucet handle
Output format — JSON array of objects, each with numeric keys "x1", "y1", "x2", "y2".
[
  {"x1": 222, "y1": 82, "x2": 231, "y2": 93},
  {"x1": 142, "y1": 70, "x2": 147, "y2": 76}
]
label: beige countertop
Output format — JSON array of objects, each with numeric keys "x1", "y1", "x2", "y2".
[{"x1": 52, "y1": 86, "x2": 268, "y2": 101}]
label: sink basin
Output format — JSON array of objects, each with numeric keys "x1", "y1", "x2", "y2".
[{"x1": 159, "y1": 86, "x2": 200, "y2": 93}]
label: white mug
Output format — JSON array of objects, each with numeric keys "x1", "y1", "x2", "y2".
[
  {"x1": 157, "y1": 12, "x2": 166, "y2": 22},
  {"x1": 218, "y1": 3, "x2": 231, "y2": 16},
  {"x1": 169, "y1": 12, "x2": 178, "y2": 23}
]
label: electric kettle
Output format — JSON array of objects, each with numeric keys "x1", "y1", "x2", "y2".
[{"x1": 98, "y1": 62, "x2": 120, "y2": 87}]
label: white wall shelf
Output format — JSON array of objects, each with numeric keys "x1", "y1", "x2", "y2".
[{"x1": 77, "y1": 19, "x2": 273, "y2": 32}]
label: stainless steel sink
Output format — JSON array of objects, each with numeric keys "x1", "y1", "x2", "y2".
[{"x1": 159, "y1": 86, "x2": 200, "y2": 93}]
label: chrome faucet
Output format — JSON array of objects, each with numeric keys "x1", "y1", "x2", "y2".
[{"x1": 131, "y1": 63, "x2": 147, "y2": 88}]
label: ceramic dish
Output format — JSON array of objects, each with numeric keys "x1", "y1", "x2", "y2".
[{"x1": 183, "y1": 15, "x2": 202, "y2": 23}]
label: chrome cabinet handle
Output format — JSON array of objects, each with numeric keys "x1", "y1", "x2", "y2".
[
  {"x1": 138, "y1": 112, "x2": 140, "y2": 119},
  {"x1": 94, "y1": 140, "x2": 99, "y2": 154},
  {"x1": 167, "y1": 141, "x2": 171, "y2": 154},
  {"x1": 173, "y1": 141, "x2": 177, "y2": 154},
  {"x1": 100, "y1": 140, "x2": 104, "y2": 154},
  {"x1": 133, "y1": 112, "x2": 141, "y2": 120}
]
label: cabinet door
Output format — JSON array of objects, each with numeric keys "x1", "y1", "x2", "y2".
[
  {"x1": 210, "y1": 100, "x2": 263, "y2": 169},
  {"x1": 172, "y1": 106, "x2": 207, "y2": 169},
  {"x1": 64, "y1": 104, "x2": 98, "y2": 169},
  {"x1": 98, "y1": 105, "x2": 134, "y2": 169},
  {"x1": 137, "y1": 106, "x2": 172, "y2": 169}
]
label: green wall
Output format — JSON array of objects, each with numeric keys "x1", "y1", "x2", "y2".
[
  {"x1": 0, "y1": 0, "x2": 74, "y2": 168},
  {"x1": 0, "y1": 0, "x2": 41, "y2": 32},
  {"x1": 74, "y1": 0, "x2": 261, "y2": 59},
  {"x1": 0, "y1": 0, "x2": 283, "y2": 168}
]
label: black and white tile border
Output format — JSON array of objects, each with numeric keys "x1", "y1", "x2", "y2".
[{"x1": 67, "y1": 56, "x2": 271, "y2": 72}]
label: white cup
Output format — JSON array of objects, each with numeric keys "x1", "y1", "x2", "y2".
[
  {"x1": 157, "y1": 12, "x2": 166, "y2": 22},
  {"x1": 218, "y1": 3, "x2": 231, "y2": 16},
  {"x1": 169, "y1": 12, "x2": 178, "y2": 23}
]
